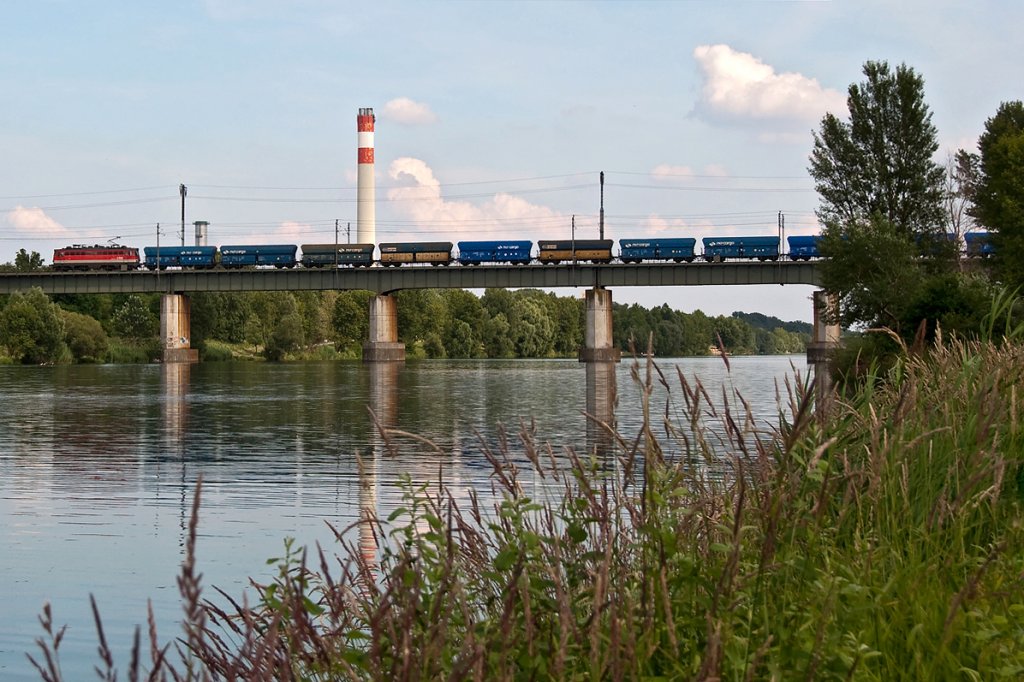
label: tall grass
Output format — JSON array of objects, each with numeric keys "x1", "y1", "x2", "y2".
[{"x1": 30, "y1": 335, "x2": 1024, "y2": 680}]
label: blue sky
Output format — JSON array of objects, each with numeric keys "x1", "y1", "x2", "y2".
[{"x1": 2, "y1": 0, "x2": 1020, "y2": 322}]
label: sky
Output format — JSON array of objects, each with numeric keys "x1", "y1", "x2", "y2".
[{"x1": 2, "y1": 0, "x2": 1020, "y2": 323}]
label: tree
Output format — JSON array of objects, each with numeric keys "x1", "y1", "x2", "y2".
[
  {"x1": 442, "y1": 289, "x2": 486, "y2": 357},
  {"x1": 265, "y1": 312, "x2": 305, "y2": 361},
  {"x1": 510, "y1": 297, "x2": 554, "y2": 357},
  {"x1": 482, "y1": 313, "x2": 514, "y2": 358},
  {"x1": 445, "y1": 319, "x2": 476, "y2": 358},
  {"x1": 946, "y1": 150, "x2": 980, "y2": 245},
  {"x1": 809, "y1": 61, "x2": 966, "y2": 334},
  {"x1": 333, "y1": 291, "x2": 370, "y2": 353},
  {"x1": 809, "y1": 61, "x2": 946, "y2": 239},
  {"x1": 972, "y1": 101, "x2": 1024, "y2": 289},
  {"x1": 712, "y1": 315, "x2": 755, "y2": 354},
  {"x1": 62, "y1": 309, "x2": 109, "y2": 362},
  {"x1": 14, "y1": 249, "x2": 44, "y2": 271},
  {"x1": 112, "y1": 295, "x2": 158, "y2": 341},
  {"x1": 819, "y1": 215, "x2": 924, "y2": 331},
  {"x1": 0, "y1": 287, "x2": 67, "y2": 363},
  {"x1": 264, "y1": 293, "x2": 305, "y2": 360},
  {"x1": 396, "y1": 290, "x2": 449, "y2": 347}
]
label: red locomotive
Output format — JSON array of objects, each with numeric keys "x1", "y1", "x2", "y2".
[{"x1": 52, "y1": 244, "x2": 141, "y2": 271}]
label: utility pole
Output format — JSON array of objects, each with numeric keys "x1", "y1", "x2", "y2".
[
  {"x1": 156, "y1": 223, "x2": 161, "y2": 286},
  {"x1": 347, "y1": 222, "x2": 351, "y2": 244},
  {"x1": 179, "y1": 184, "x2": 187, "y2": 247},
  {"x1": 334, "y1": 219, "x2": 339, "y2": 269},
  {"x1": 778, "y1": 210, "x2": 785, "y2": 259},
  {"x1": 571, "y1": 214, "x2": 576, "y2": 264},
  {"x1": 599, "y1": 171, "x2": 605, "y2": 241}
]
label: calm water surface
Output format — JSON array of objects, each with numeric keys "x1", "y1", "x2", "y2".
[{"x1": 0, "y1": 356, "x2": 808, "y2": 680}]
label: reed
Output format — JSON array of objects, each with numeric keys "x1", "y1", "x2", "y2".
[{"x1": 31, "y1": 330, "x2": 1024, "y2": 680}]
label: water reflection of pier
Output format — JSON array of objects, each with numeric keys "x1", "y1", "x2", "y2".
[
  {"x1": 161, "y1": 362, "x2": 191, "y2": 547},
  {"x1": 162, "y1": 362, "x2": 190, "y2": 444},
  {"x1": 361, "y1": 361, "x2": 400, "y2": 564},
  {"x1": 585, "y1": 362, "x2": 618, "y2": 457}
]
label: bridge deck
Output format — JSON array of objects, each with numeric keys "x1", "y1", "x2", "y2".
[{"x1": 0, "y1": 261, "x2": 820, "y2": 295}]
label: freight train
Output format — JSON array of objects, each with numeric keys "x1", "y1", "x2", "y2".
[
  {"x1": 49, "y1": 232, "x2": 990, "y2": 272},
  {"x1": 46, "y1": 236, "x2": 811, "y2": 271}
]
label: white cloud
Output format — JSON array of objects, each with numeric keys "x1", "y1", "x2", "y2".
[
  {"x1": 380, "y1": 97, "x2": 438, "y2": 126},
  {"x1": 386, "y1": 157, "x2": 561, "y2": 242},
  {"x1": 693, "y1": 44, "x2": 846, "y2": 127},
  {"x1": 276, "y1": 220, "x2": 309, "y2": 241},
  {"x1": 651, "y1": 164, "x2": 729, "y2": 182},
  {"x1": 6, "y1": 206, "x2": 68, "y2": 236},
  {"x1": 652, "y1": 164, "x2": 696, "y2": 180}
]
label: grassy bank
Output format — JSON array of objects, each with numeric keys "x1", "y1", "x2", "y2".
[{"x1": 32, "y1": 334, "x2": 1024, "y2": 680}]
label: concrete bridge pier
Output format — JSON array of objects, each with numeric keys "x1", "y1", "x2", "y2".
[
  {"x1": 161, "y1": 294, "x2": 199, "y2": 363},
  {"x1": 578, "y1": 287, "x2": 621, "y2": 363},
  {"x1": 363, "y1": 294, "x2": 406, "y2": 363},
  {"x1": 806, "y1": 290, "x2": 841, "y2": 413}
]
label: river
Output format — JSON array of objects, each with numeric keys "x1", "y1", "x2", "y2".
[{"x1": 0, "y1": 355, "x2": 809, "y2": 680}]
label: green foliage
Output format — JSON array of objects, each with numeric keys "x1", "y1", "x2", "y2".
[
  {"x1": 200, "y1": 339, "x2": 237, "y2": 362},
  {"x1": 397, "y1": 290, "x2": 450, "y2": 354},
  {"x1": 1, "y1": 285, "x2": 809, "y2": 365},
  {"x1": 61, "y1": 309, "x2": 109, "y2": 362},
  {"x1": 809, "y1": 60, "x2": 946, "y2": 237},
  {"x1": 809, "y1": 61, "x2": 1000, "y2": 347},
  {"x1": 712, "y1": 314, "x2": 756, "y2": 353},
  {"x1": 332, "y1": 290, "x2": 372, "y2": 353},
  {"x1": 973, "y1": 101, "x2": 1024, "y2": 289},
  {"x1": 52, "y1": 294, "x2": 115, "y2": 334},
  {"x1": 614, "y1": 303, "x2": 791, "y2": 357},
  {"x1": 510, "y1": 295, "x2": 555, "y2": 357},
  {"x1": 106, "y1": 337, "x2": 161, "y2": 363},
  {"x1": 14, "y1": 249, "x2": 44, "y2": 271},
  {"x1": 0, "y1": 287, "x2": 67, "y2": 364},
  {"x1": 819, "y1": 215, "x2": 925, "y2": 331},
  {"x1": 732, "y1": 310, "x2": 812, "y2": 336},
  {"x1": 264, "y1": 296, "x2": 305, "y2": 361},
  {"x1": 482, "y1": 312, "x2": 515, "y2": 357},
  {"x1": 111, "y1": 295, "x2": 158, "y2": 341},
  {"x1": 444, "y1": 319, "x2": 476, "y2": 358}
]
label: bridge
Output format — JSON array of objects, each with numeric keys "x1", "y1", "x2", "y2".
[
  {"x1": 0, "y1": 261, "x2": 833, "y2": 365},
  {"x1": 0, "y1": 261, "x2": 820, "y2": 295}
]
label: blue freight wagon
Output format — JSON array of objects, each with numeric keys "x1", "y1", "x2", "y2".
[
  {"x1": 378, "y1": 242, "x2": 453, "y2": 266},
  {"x1": 786, "y1": 235, "x2": 821, "y2": 261},
  {"x1": 456, "y1": 240, "x2": 533, "y2": 265},
  {"x1": 143, "y1": 245, "x2": 218, "y2": 270},
  {"x1": 702, "y1": 236, "x2": 779, "y2": 262},
  {"x1": 964, "y1": 231, "x2": 994, "y2": 258},
  {"x1": 619, "y1": 238, "x2": 697, "y2": 263},
  {"x1": 300, "y1": 243, "x2": 374, "y2": 267},
  {"x1": 220, "y1": 244, "x2": 298, "y2": 268}
]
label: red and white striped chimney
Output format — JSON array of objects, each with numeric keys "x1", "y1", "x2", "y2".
[{"x1": 357, "y1": 108, "x2": 376, "y2": 245}]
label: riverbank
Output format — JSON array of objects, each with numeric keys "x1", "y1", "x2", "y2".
[{"x1": 27, "y1": 337, "x2": 1024, "y2": 679}]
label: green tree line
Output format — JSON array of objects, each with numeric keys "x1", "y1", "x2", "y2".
[{"x1": 0, "y1": 284, "x2": 809, "y2": 364}]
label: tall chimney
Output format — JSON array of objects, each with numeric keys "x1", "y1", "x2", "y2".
[{"x1": 357, "y1": 108, "x2": 376, "y2": 245}]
